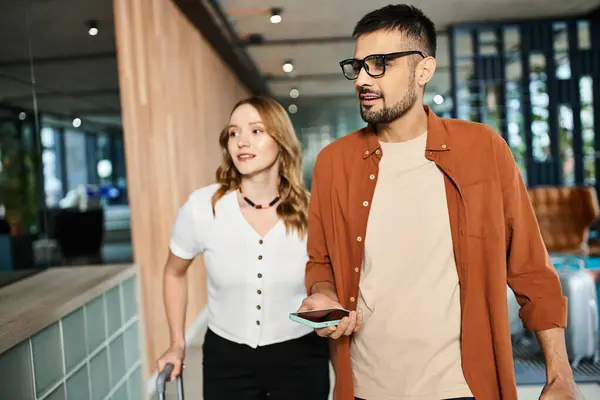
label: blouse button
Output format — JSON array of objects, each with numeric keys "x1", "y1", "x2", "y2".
[
  {"x1": 257, "y1": 290, "x2": 262, "y2": 295},
  {"x1": 256, "y1": 321, "x2": 260, "y2": 325},
  {"x1": 258, "y1": 255, "x2": 263, "y2": 260},
  {"x1": 259, "y1": 239, "x2": 263, "y2": 245},
  {"x1": 350, "y1": 297, "x2": 356, "y2": 303},
  {"x1": 257, "y1": 305, "x2": 261, "y2": 310},
  {"x1": 356, "y1": 236, "x2": 362, "y2": 242},
  {"x1": 258, "y1": 273, "x2": 263, "y2": 278},
  {"x1": 369, "y1": 174, "x2": 375, "y2": 180}
]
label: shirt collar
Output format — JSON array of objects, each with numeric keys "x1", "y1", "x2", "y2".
[{"x1": 362, "y1": 105, "x2": 451, "y2": 159}]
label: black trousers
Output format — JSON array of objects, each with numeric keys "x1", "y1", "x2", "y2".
[{"x1": 203, "y1": 328, "x2": 330, "y2": 400}]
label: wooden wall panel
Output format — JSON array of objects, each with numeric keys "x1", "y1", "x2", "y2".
[{"x1": 113, "y1": 0, "x2": 248, "y2": 379}]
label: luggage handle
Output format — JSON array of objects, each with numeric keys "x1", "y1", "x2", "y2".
[
  {"x1": 591, "y1": 299, "x2": 599, "y2": 347},
  {"x1": 156, "y1": 363, "x2": 184, "y2": 400}
]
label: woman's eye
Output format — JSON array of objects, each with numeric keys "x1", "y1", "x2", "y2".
[
  {"x1": 228, "y1": 131, "x2": 238, "y2": 137},
  {"x1": 253, "y1": 129, "x2": 263, "y2": 134}
]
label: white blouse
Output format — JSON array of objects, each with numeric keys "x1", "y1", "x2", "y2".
[{"x1": 169, "y1": 184, "x2": 313, "y2": 348}]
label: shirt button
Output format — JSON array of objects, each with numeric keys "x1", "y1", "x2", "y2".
[
  {"x1": 364, "y1": 150, "x2": 369, "y2": 155},
  {"x1": 356, "y1": 236, "x2": 362, "y2": 242},
  {"x1": 363, "y1": 201, "x2": 369, "y2": 207},
  {"x1": 257, "y1": 305, "x2": 261, "y2": 310},
  {"x1": 354, "y1": 267, "x2": 359, "y2": 272},
  {"x1": 369, "y1": 174, "x2": 375, "y2": 180},
  {"x1": 257, "y1": 290, "x2": 262, "y2": 294},
  {"x1": 350, "y1": 297, "x2": 355, "y2": 303},
  {"x1": 375, "y1": 149, "x2": 380, "y2": 155},
  {"x1": 258, "y1": 273, "x2": 262, "y2": 278},
  {"x1": 258, "y1": 255, "x2": 263, "y2": 260},
  {"x1": 442, "y1": 144, "x2": 447, "y2": 149}
]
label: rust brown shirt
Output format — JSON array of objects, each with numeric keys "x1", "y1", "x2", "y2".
[{"x1": 305, "y1": 106, "x2": 567, "y2": 400}]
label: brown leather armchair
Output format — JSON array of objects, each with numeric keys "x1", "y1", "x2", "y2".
[{"x1": 528, "y1": 186, "x2": 600, "y2": 255}]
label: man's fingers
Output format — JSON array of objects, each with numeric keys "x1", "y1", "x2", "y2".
[
  {"x1": 343, "y1": 311, "x2": 357, "y2": 336},
  {"x1": 316, "y1": 326, "x2": 336, "y2": 337},
  {"x1": 331, "y1": 317, "x2": 351, "y2": 339},
  {"x1": 355, "y1": 310, "x2": 363, "y2": 332}
]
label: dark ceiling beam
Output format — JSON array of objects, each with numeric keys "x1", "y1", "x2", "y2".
[
  {"x1": 265, "y1": 73, "x2": 345, "y2": 82},
  {"x1": 265, "y1": 65, "x2": 453, "y2": 82},
  {"x1": 172, "y1": 0, "x2": 269, "y2": 95},
  {"x1": 242, "y1": 30, "x2": 448, "y2": 47},
  {"x1": 588, "y1": 5, "x2": 600, "y2": 19},
  {"x1": 0, "y1": 52, "x2": 116, "y2": 68},
  {"x1": 2, "y1": 88, "x2": 120, "y2": 102},
  {"x1": 70, "y1": 108, "x2": 122, "y2": 116},
  {"x1": 244, "y1": 36, "x2": 355, "y2": 47}
]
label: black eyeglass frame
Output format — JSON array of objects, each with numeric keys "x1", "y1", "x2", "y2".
[{"x1": 339, "y1": 50, "x2": 427, "y2": 80}]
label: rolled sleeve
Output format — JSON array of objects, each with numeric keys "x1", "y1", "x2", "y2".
[
  {"x1": 498, "y1": 138, "x2": 567, "y2": 331},
  {"x1": 520, "y1": 295, "x2": 567, "y2": 331},
  {"x1": 305, "y1": 152, "x2": 335, "y2": 294}
]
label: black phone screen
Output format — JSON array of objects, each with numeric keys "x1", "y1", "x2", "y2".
[{"x1": 292, "y1": 308, "x2": 350, "y2": 323}]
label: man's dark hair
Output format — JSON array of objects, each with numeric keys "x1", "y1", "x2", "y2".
[{"x1": 352, "y1": 4, "x2": 436, "y2": 58}]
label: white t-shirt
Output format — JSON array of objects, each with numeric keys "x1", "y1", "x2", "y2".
[{"x1": 170, "y1": 183, "x2": 313, "y2": 348}]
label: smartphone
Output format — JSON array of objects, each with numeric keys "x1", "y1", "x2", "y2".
[{"x1": 289, "y1": 308, "x2": 351, "y2": 329}]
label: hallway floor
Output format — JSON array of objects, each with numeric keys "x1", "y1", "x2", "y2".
[{"x1": 157, "y1": 325, "x2": 600, "y2": 400}]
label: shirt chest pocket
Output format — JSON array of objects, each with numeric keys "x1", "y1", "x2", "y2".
[{"x1": 463, "y1": 180, "x2": 505, "y2": 239}]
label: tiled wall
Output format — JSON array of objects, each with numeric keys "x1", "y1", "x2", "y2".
[{"x1": 0, "y1": 275, "x2": 142, "y2": 400}]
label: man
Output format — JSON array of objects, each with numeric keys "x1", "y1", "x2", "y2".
[{"x1": 299, "y1": 4, "x2": 581, "y2": 400}]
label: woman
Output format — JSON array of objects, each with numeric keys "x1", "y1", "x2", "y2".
[{"x1": 157, "y1": 96, "x2": 330, "y2": 399}]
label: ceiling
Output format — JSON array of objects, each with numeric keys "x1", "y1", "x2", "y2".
[
  {"x1": 218, "y1": 0, "x2": 600, "y2": 106},
  {"x1": 0, "y1": 0, "x2": 120, "y2": 129},
  {"x1": 0, "y1": 0, "x2": 598, "y2": 129}
]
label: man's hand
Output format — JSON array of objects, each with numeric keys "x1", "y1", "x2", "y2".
[
  {"x1": 297, "y1": 293, "x2": 363, "y2": 339},
  {"x1": 540, "y1": 377, "x2": 583, "y2": 399}
]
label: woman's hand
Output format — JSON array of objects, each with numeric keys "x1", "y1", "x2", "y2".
[{"x1": 157, "y1": 344, "x2": 186, "y2": 382}]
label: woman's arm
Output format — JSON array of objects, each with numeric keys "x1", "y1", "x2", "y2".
[
  {"x1": 163, "y1": 251, "x2": 194, "y2": 349},
  {"x1": 157, "y1": 251, "x2": 194, "y2": 382}
]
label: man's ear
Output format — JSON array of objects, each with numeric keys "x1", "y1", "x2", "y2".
[{"x1": 417, "y1": 56, "x2": 436, "y2": 86}]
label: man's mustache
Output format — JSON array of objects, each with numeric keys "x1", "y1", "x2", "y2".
[{"x1": 358, "y1": 87, "x2": 383, "y2": 98}]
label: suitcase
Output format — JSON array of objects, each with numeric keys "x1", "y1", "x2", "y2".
[
  {"x1": 555, "y1": 255, "x2": 600, "y2": 368},
  {"x1": 156, "y1": 363, "x2": 184, "y2": 400}
]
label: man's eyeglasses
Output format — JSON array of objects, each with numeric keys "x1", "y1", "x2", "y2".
[{"x1": 339, "y1": 51, "x2": 426, "y2": 80}]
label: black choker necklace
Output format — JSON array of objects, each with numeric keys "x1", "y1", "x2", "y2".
[{"x1": 239, "y1": 188, "x2": 280, "y2": 209}]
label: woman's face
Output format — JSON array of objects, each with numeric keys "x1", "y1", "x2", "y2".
[{"x1": 227, "y1": 104, "x2": 280, "y2": 177}]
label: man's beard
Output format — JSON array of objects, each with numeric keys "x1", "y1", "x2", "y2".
[{"x1": 359, "y1": 75, "x2": 418, "y2": 125}]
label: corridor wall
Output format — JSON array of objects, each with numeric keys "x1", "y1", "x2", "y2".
[{"x1": 113, "y1": 0, "x2": 248, "y2": 380}]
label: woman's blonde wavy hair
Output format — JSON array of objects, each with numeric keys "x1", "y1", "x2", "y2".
[{"x1": 210, "y1": 96, "x2": 309, "y2": 237}]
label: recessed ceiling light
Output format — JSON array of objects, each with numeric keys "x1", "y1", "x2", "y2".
[
  {"x1": 283, "y1": 60, "x2": 294, "y2": 73},
  {"x1": 270, "y1": 7, "x2": 282, "y2": 24},
  {"x1": 87, "y1": 20, "x2": 98, "y2": 36},
  {"x1": 433, "y1": 94, "x2": 444, "y2": 105},
  {"x1": 289, "y1": 88, "x2": 299, "y2": 98},
  {"x1": 72, "y1": 118, "x2": 82, "y2": 128},
  {"x1": 288, "y1": 104, "x2": 298, "y2": 114}
]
